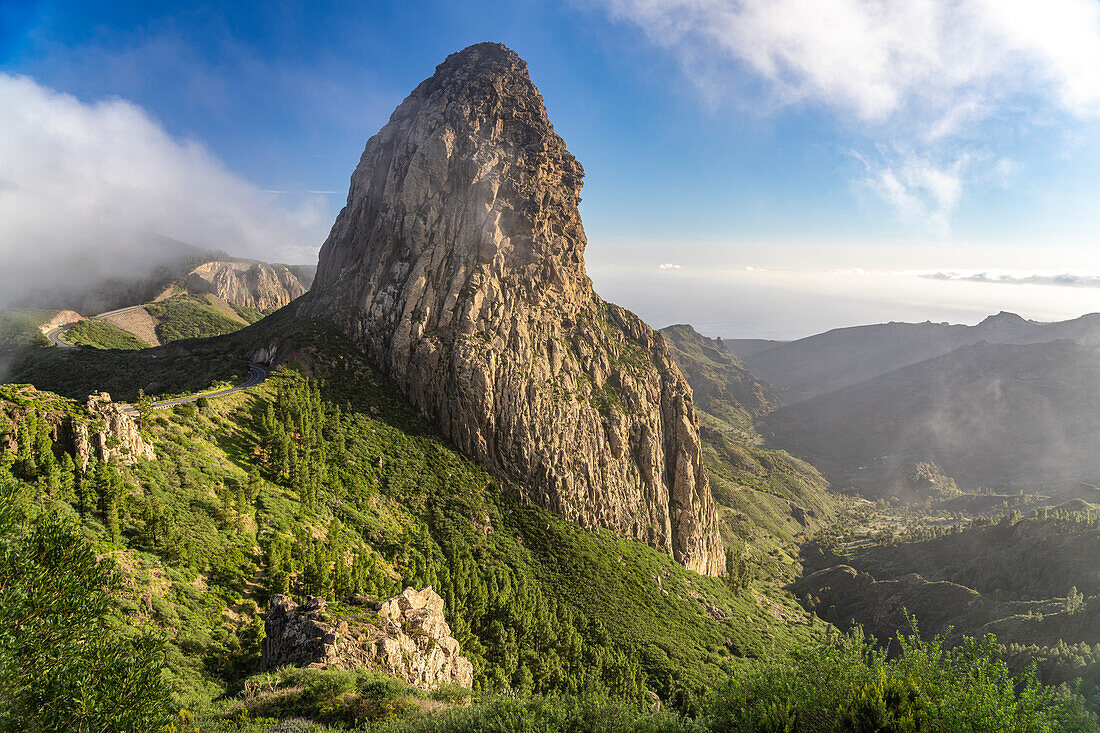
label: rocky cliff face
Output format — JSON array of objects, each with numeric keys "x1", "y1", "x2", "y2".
[
  {"x1": 0, "y1": 388, "x2": 153, "y2": 471},
  {"x1": 261, "y1": 587, "x2": 473, "y2": 689},
  {"x1": 73, "y1": 392, "x2": 155, "y2": 469},
  {"x1": 298, "y1": 42, "x2": 723, "y2": 575},
  {"x1": 187, "y1": 261, "x2": 307, "y2": 312}
]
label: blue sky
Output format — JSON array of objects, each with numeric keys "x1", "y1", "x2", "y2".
[{"x1": 5, "y1": 0, "x2": 1100, "y2": 337}]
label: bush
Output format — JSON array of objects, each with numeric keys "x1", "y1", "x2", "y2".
[
  {"x1": 364, "y1": 692, "x2": 705, "y2": 733},
  {"x1": 837, "y1": 671, "x2": 928, "y2": 732},
  {"x1": 0, "y1": 489, "x2": 173, "y2": 730},
  {"x1": 704, "y1": 624, "x2": 1096, "y2": 733}
]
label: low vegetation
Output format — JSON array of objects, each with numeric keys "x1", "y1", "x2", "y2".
[
  {"x1": 64, "y1": 317, "x2": 151, "y2": 350},
  {"x1": 0, "y1": 318, "x2": 1097, "y2": 730},
  {"x1": 146, "y1": 294, "x2": 249, "y2": 343}
]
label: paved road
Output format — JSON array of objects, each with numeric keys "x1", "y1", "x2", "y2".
[
  {"x1": 45, "y1": 325, "x2": 75, "y2": 348},
  {"x1": 117, "y1": 364, "x2": 268, "y2": 416},
  {"x1": 46, "y1": 303, "x2": 155, "y2": 349},
  {"x1": 148, "y1": 364, "x2": 268, "y2": 411},
  {"x1": 96, "y1": 304, "x2": 151, "y2": 318},
  {"x1": 44, "y1": 307, "x2": 269, "y2": 411}
]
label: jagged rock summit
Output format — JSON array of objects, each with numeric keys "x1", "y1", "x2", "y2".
[
  {"x1": 187, "y1": 261, "x2": 308, "y2": 311},
  {"x1": 299, "y1": 42, "x2": 724, "y2": 575}
]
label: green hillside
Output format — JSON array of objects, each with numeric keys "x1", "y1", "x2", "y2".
[
  {"x1": 1, "y1": 320, "x2": 1094, "y2": 730},
  {"x1": 64, "y1": 317, "x2": 151, "y2": 350},
  {"x1": 146, "y1": 294, "x2": 249, "y2": 342},
  {"x1": 0, "y1": 325, "x2": 822, "y2": 721}
]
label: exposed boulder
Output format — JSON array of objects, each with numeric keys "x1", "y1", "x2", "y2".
[
  {"x1": 71, "y1": 392, "x2": 155, "y2": 470},
  {"x1": 299, "y1": 42, "x2": 724, "y2": 576},
  {"x1": 261, "y1": 587, "x2": 473, "y2": 690}
]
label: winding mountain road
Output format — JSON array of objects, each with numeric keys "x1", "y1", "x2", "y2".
[
  {"x1": 44, "y1": 310, "x2": 268, "y2": 411},
  {"x1": 45, "y1": 324, "x2": 76, "y2": 348},
  {"x1": 46, "y1": 303, "x2": 152, "y2": 348},
  {"x1": 147, "y1": 364, "x2": 268, "y2": 411}
]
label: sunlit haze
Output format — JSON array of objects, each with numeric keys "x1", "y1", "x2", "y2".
[{"x1": 5, "y1": 0, "x2": 1100, "y2": 335}]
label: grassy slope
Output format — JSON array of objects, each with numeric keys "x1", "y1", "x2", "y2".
[
  {"x1": 64, "y1": 318, "x2": 151, "y2": 350},
  {"x1": 146, "y1": 294, "x2": 251, "y2": 342},
  {"x1": 0, "y1": 322, "x2": 827, "y2": 724}
]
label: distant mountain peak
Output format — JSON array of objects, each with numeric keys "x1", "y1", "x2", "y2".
[{"x1": 980, "y1": 311, "x2": 1029, "y2": 325}]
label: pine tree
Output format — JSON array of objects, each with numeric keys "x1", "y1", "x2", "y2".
[
  {"x1": 332, "y1": 551, "x2": 353, "y2": 600},
  {"x1": 57, "y1": 454, "x2": 77, "y2": 504}
]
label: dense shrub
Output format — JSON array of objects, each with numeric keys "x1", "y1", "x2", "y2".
[
  {"x1": 705, "y1": 625, "x2": 1096, "y2": 733},
  {"x1": 0, "y1": 485, "x2": 173, "y2": 730}
]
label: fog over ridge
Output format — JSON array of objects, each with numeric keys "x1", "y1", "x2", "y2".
[{"x1": 0, "y1": 73, "x2": 326, "y2": 311}]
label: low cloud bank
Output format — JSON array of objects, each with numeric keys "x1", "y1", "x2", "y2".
[
  {"x1": 923, "y1": 271, "x2": 1100, "y2": 289},
  {"x1": 0, "y1": 74, "x2": 327, "y2": 310}
]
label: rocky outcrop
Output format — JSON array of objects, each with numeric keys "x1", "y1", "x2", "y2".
[
  {"x1": 187, "y1": 261, "x2": 307, "y2": 312},
  {"x1": 40, "y1": 310, "x2": 83, "y2": 332},
  {"x1": 72, "y1": 392, "x2": 155, "y2": 470},
  {"x1": 298, "y1": 42, "x2": 724, "y2": 575},
  {"x1": 261, "y1": 587, "x2": 473, "y2": 690},
  {"x1": 0, "y1": 388, "x2": 153, "y2": 471}
]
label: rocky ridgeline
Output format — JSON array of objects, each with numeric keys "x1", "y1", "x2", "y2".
[
  {"x1": 187, "y1": 261, "x2": 308, "y2": 312},
  {"x1": 261, "y1": 587, "x2": 473, "y2": 690},
  {"x1": 298, "y1": 42, "x2": 724, "y2": 576}
]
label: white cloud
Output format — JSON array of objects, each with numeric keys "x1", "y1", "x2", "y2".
[
  {"x1": 604, "y1": 0, "x2": 1100, "y2": 121},
  {"x1": 854, "y1": 149, "x2": 969, "y2": 233},
  {"x1": 0, "y1": 73, "x2": 326, "y2": 308},
  {"x1": 601, "y1": 0, "x2": 1100, "y2": 229},
  {"x1": 658, "y1": 262, "x2": 682, "y2": 269},
  {"x1": 922, "y1": 270, "x2": 1100, "y2": 289}
]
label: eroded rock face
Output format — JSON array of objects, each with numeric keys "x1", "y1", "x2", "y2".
[
  {"x1": 298, "y1": 42, "x2": 724, "y2": 576},
  {"x1": 261, "y1": 587, "x2": 473, "y2": 689},
  {"x1": 73, "y1": 392, "x2": 154, "y2": 470},
  {"x1": 187, "y1": 261, "x2": 307, "y2": 312},
  {"x1": 0, "y1": 388, "x2": 153, "y2": 471}
]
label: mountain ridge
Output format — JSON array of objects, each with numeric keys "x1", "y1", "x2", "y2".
[
  {"x1": 763, "y1": 338, "x2": 1100, "y2": 493},
  {"x1": 742, "y1": 311, "x2": 1100, "y2": 402}
]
